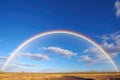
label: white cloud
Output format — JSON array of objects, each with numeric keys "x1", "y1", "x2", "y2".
[
  {"x1": 5, "y1": 65, "x2": 25, "y2": 72},
  {"x1": 78, "y1": 55, "x2": 95, "y2": 64},
  {"x1": 84, "y1": 47, "x2": 106, "y2": 60},
  {"x1": 115, "y1": 0, "x2": 120, "y2": 18},
  {"x1": 101, "y1": 31, "x2": 120, "y2": 57},
  {"x1": 84, "y1": 47, "x2": 100, "y2": 53},
  {"x1": 20, "y1": 53, "x2": 49, "y2": 61},
  {"x1": 80, "y1": 47, "x2": 108, "y2": 64},
  {"x1": 80, "y1": 31, "x2": 120, "y2": 64},
  {"x1": 42, "y1": 47, "x2": 76, "y2": 58}
]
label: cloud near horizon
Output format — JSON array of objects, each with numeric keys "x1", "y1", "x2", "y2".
[
  {"x1": 41, "y1": 46, "x2": 76, "y2": 58},
  {"x1": 0, "y1": 56, "x2": 7, "y2": 63}
]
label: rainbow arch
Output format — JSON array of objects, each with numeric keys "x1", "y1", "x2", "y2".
[{"x1": 1, "y1": 30, "x2": 119, "y2": 72}]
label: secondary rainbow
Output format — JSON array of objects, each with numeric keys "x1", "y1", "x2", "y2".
[{"x1": 1, "y1": 30, "x2": 119, "y2": 71}]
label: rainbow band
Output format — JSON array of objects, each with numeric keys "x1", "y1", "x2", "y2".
[{"x1": 1, "y1": 30, "x2": 119, "y2": 71}]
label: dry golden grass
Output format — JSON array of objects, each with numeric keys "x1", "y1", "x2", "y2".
[{"x1": 0, "y1": 72, "x2": 120, "y2": 80}]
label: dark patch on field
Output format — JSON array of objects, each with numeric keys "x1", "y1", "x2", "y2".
[
  {"x1": 54, "y1": 76, "x2": 94, "y2": 80},
  {"x1": 109, "y1": 78, "x2": 120, "y2": 80}
]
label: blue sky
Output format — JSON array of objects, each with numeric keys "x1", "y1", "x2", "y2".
[{"x1": 0, "y1": 0, "x2": 120, "y2": 72}]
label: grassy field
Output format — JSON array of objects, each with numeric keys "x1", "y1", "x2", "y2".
[{"x1": 0, "y1": 72, "x2": 120, "y2": 80}]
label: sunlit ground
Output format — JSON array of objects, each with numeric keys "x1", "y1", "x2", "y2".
[{"x1": 0, "y1": 72, "x2": 120, "y2": 80}]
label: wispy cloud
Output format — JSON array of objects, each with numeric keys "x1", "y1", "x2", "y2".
[
  {"x1": 4, "y1": 64, "x2": 25, "y2": 72},
  {"x1": 0, "y1": 59, "x2": 39, "y2": 71},
  {"x1": 0, "y1": 56, "x2": 7, "y2": 62},
  {"x1": 21, "y1": 53, "x2": 49, "y2": 61},
  {"x1": 0, "y1": 56, "x2": 38, "y2": 67},
  {"x1": 79, "y1": 47, "x2": 108, "y2": 64},
  {"x1": 100, "y1": 31, "x2": 120, "y2": 57},
  {"x1": 78, "y1": 55, "x2": 96, "y2": 64},
  {"x1": 84, "y1": 47, "x2": 107, "y2": 60},
  {"x1": 41, "y1": 47, "x2": 76, "y2": 58},
  {"x1": 16, "y1": 63, "x2": 38, "y2": 67},
  {"x1": 80, "y1": 31, "x2": 120, "y2": 64},
  {"x1": 115, "y1": 0, "x2": 120, "y2": 18}
]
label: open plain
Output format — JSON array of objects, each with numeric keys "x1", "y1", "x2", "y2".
[{"x1": 0, "y1": 72, "x2": 120, "y2": 80}]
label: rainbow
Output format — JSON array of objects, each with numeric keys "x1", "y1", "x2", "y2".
[{"x1": 1, "y1": 30, "x2": 119, "y2": 71}]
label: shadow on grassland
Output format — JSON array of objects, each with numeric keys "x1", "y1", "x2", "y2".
[{"x1": 54, "y1": 76, "x2": 94, "y2": 80}]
